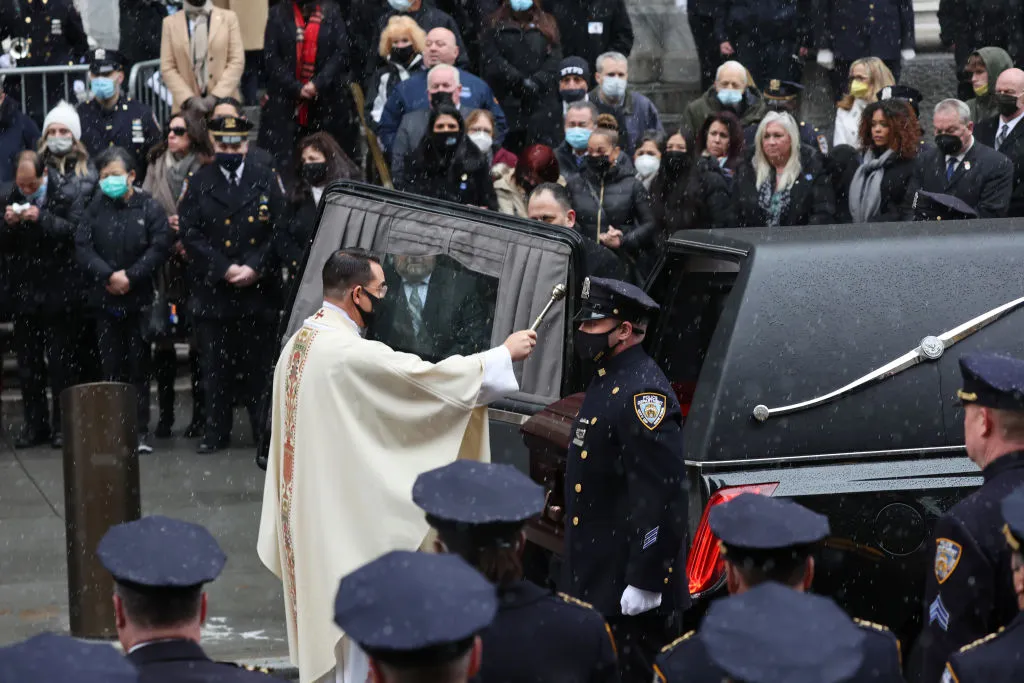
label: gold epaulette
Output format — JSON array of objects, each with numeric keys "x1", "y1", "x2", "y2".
[
  {"x1": 556, "y1": 592, "x2": 595, "y2": 610},
  {"x1": 660, "y1": 630, "x2": 696, "y2": 654},
  {"x1": 853, "y1": 618, "x2": 892, "y2": 633},
  {"x1": 957, "y1": 628, "x2": 1004, "y2": 653}
]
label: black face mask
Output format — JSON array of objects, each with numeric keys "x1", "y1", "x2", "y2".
[
  {"x1": 302, "y1": 161, "x2": 329, "y2": 186},
  {"x1": 935, "y1": 134, "x2": 963, "y2": 156},
  {"x1": 430, "y1": 91, "x2": 455, "y2": 108},
  {"x1": 185, "y1": 0, "x2": 206, "y2": 5},
  {"x1": 996, "y1": 93, "x2": 1021, "y2": 118},
  {"x1": 561, "y1": 88, "x2": 587, "y2": 103},
  {"x1": 356, "y1": 288, "x2": 381, "y2": 332},
  {"x1": 433, "y1": 131, "x2": 461, "y2": 156},
  {"x1": 662, "y1": 150, "x2": 691, "y2": 177},
  {"x1": 391, "y1": 45, "x2": 416, "y2": 65},
  {"x1": 574, "y1": 327, "x2": 621, "y2": 364},
  {"x1": 216, "y1": 152, "x2": 244, "y2": 174},
  {"x1": 586, "y1": 154, "x2": 612, "y2": 176}
]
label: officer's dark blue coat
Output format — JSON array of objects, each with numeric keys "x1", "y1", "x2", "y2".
[
  {"x1": 814, "y1": 0, "x2": 915, "y2": 62},
  {"x1": 560, "y1": 343, "x2": 689, "y2": 616},
  {"x1": 944, "y1": 591, "x2": 1024, "y2": 682},
  {"x1": 478, "y1": 580, "x2": 619, "y2": 683},
  {"x1": 180, "y1": 162, "x2": 284, "y2": 320},
  {"x1": 77, "y1": 97, "x2": 162, "y2": 183},
  {"x1": 128, "y1": 639, "x2": 282, "y2": 683},
  {"x1": 654, "y1": 621, "x2": 903, "y2": 683}
]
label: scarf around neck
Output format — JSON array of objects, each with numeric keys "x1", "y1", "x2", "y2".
[
  {"x1": 848, "y1": 148, "x2": 894, "y2": 223},
  {"x1": 186, "y1": 0, "x2": 213, "y2": 94},
  {"x1": 294, "y1": 2, "x2": 323, "y2": 127}
]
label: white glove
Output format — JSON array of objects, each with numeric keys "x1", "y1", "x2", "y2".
[
  {"x1": 901, "y1": 49, "x2": 916, "y2": 61},
  {"x1": 620, "y1": 585, "x2": 663, "y2": 616},
  {"x1": 817, "y1": 49, "x2": 834, "y2": 70}
]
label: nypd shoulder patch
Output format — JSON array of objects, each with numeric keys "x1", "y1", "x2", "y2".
[
  {"x1": 935, "y1": 538, "x2": 963, "y2": 584},
  {"x1": 634, "y1": 392, "x2": 666, "y2": 430}
]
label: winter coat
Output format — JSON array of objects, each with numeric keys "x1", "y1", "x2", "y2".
[
  {"x1": 365, "y1": 55, "x2": 425, "y2": 127},
  {"x1": 493, "y1": 165, "x2": 530, "y2": 218},
  {"x1": 966, "y1": 47, "x2": 1014, "y2": 124},
  {"x1": 43, "y1": 154, "x2": 97, "y2": 209},
  {"x1": 814, "y1": 0, "x2": 915, "y2": 62},
  {"x1": 0, "y1": 99, "x2": 41, "y2": 184},
  {"x1": 555, "y1": 140, "x2": 635, "y2": 180},
  {"x1": 547, "y1": 0, "x2": 633, "y2": 72},
  {"x1": 276, "y1": 193, "x2": 318, "y2": 272},
  {"x1": 212, "y1": 0, "x2": 270, "y2": 51},
  {"x1": 939, "y1": 0, "x2": 1024, "y2": 64},
  {"x1": 589, "y1": 87, "x2": 665, "y2": 155},
  {"x1": 365, "y1": 3, "x2": 468, "y2": 79},
  {"x1": 480, "y1": 17, "x2": 563, "y2": 133},
  {"x1": 401, "y1": 138, "x2": 499, "y2": 210},
  {"x1": 840, "y1": 152, "x2": 917, "y2": 223},
  {"x1": 734, "y1": 145, "x2": 836, "y2": 227},
  {"x1": 75, "y1": 188, "x2": 173, "y2": 312},
  {"x1": 681, "y1": 85, "x2": 767, "y2": 139}
]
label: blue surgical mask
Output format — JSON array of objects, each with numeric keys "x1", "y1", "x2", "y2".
[
  {"x1": 601, "y1": 76, "x2": 627, "y2": 99},
  {"x1": 388, "y1": 0, "x2": 412, "y2": 11},
  {"x1": 99, "y1": 174, "x2": 129, "y2": 199},
  {"x1": 510, "y1": 0, "x2": 533, "y2": 10},
  {"x1": 91, "y1": 77, "x2": 116, "y2": 100},
  {"x1": 717, "y1": 88, "x2": 743, "y2": 107},
  {"x1": 26, "y1": 176, "x2": 47, "y2": 204},
  {"x1": 565, "y1": 127, "x2": 592, "y2": 150}
]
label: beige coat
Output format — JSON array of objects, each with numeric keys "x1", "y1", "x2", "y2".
[
  {"x1": 212, "y1": 0, "x2": 269, "y2": 51},
  {"x1": 160, "y1": 8, "x2": 245, "y2": 110}
]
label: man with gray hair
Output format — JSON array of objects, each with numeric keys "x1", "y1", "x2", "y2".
[
  {"x1": 389, "y1": 64, "x2": 462, "y2": 187},
  {"x1": 681, "y1": 59, "x2": 767, "y2": 137},
  {"x1": 910, "y1": 98, "x2": 1013, "y2": 219},
  {"x1": 590, "y1": 51, "x2": 663, "y2": 154}
]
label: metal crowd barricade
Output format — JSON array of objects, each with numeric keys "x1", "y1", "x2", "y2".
[
  {"x1": 128, "y1": 58, "x2": 171, "y2": 129},
  {"x1": 0, "y1": 64, "x2": 90, "y2": 116}
]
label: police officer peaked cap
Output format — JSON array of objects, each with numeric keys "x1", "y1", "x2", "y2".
[
  {"x1": 413, "y1": 460, "x2": 545, "y2": 526},
  {"x1": 877, "y1": 84, "x2": 924, "y2": 117},
  {"x1": 710, "y1": 493, "x2": 830, "y2": 552},
  {"x1": 559, "y1": 56, "x2": 591, "y2": 83},
  {"x1": 209, "y1": 115, "x2": 253, "y2": 144},
  {"x1": 89, "y1": 48, "x2": 124, "y2": 75},
  {"x1": 576, "y1": 276, "x2": 659, "y2": 325},
  {"x1": 763, "y1": 80, "x2": 804, "y2": 102},
  {"x1": 957, "y1": 352, "x2": 1024, "y2": 411},
  {"x1": 97, "y1": 515, "x2": 227, "y2": 588},
  {"x1": 700, "y1": 583, "x2": 866, "y2": 683},
  {"x1": 0, "y1": 633, "x2": 138, "y2": 683},
  {"x1": 913, "y1": 190, "x2": 979, "y2": 222},
  {"x1": 334, "y1": 551, "x2": 497, "y2": 667},
  {"x1": 1001, "y1": 487, "x2": 1024, "y2": 552}
]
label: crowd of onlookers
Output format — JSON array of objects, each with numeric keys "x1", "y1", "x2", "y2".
[{"x1": 3, "y1": 0, "x2": 1024, "y2": 453}]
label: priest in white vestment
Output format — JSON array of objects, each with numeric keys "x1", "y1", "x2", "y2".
[{"x1": 257, "y1": 249, "x2": 537, "y2": 683}]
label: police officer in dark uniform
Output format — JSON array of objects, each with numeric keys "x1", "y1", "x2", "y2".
[
  {"x1": 0, "y1": 0, "x2": 90, "y2": 124},
  {"x1": 655, "y1": 493, "x2": 904, "y2": 683},
  {"x1": 78, "y1": 48, "x2": 162, "y2": 184},
  {"x1": 181, "y1": 114, "x2": 283, "y2": 454},
  {"x1": 0, "y1": 632, "x2": 138, "y2": 683},
  {"x1": 656, "y1": 582, "x2": 866, "y2": 683},
  {"x1": 334, "y1": 550, "x2": 498, "y2": 683},
  {"x1": 942, "y1": 486, "x2": 1024, "y2": 683},
  {"x1": 413, "y1": 460, "x2": 620, "y2": 683},
  {"x1": 561, "y1": 276, "x2": 689, "y2": 683},
  {"x1": 96, "y1": 516, "x2": 283, "y2": 683},
  {"x1": 912, "y1": 353, "x2": 1024, "y2": 683},
  {"x1": 757, "y1": 79, "x2": 829, "y2": 157}
]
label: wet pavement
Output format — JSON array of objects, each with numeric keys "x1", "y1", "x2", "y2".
[{"x1": 0, "y1": 399, "x2": 292, "y2": 672}]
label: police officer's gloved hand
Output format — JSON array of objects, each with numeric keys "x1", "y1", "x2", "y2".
[
  {"x1": 901, "y1": 49, "x2": 916, "y2": 61},
  {"x1": 620, "y1": 585, "x2": 662, "y2": 616},
  {"x1": 816, "y1": 49, "x2": 834, "y2": 70}
]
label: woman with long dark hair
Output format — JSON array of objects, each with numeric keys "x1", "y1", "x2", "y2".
[
  {"x1": 650, "y1": 128, "x2": 735, "y2": 233},
  {"x1": 400, "y1": 104, "x2": 498, "y2": 209},
  {"x1": 697, "y1": 110, "x2": 745, "y2": 176},
  {"x1": 845, "y1": 99, "x2": 920, "y2": 223},
  {"x1": 480, "y1": 0, "x2": 563, "y2": 153}
]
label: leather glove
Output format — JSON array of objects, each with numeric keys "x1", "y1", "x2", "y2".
[
  {"x1": 816, "y1": 49, "x2": 834, "y2": 70},
  {"x1": 620, "y1": 585, "x2": 662, "y2": 616},
  {"x1": 901, "y1": 49, "x2": 916, "y2": 61}
]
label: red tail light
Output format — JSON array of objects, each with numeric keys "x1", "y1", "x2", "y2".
[{"x1": 686, "y1": 482, "x2": 780, "y2": 595}]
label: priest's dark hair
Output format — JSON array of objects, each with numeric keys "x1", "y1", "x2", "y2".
[{"x1": 322, "y1": 249, "x2": 381, "y2": 298}]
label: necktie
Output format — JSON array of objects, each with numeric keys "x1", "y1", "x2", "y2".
[
  {"x1": 946, "y1": 158, "x2": 958, "y2": 182},
  {"x1": 997, "y1": 123, "x2": 1009, "y2": 150},
  {"x1": 409, "y1": 284, "x2": 425, "y2": 336}
]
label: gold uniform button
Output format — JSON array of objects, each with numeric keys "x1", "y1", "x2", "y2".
[
  {"x1": 249, "y1": 238, "x2": 256, "y2": 245},
  {"x1": 224, "y1": 218, "x2": 231, "y2": 225},
  {"x1": 574, "y1": 483, "x2": 582, "y2": 493},
  {"x1": 612, "y1": 387, "x2": 619, "y2": 395},
  {"x1": 580, "y1": 450, "x2": 588, "y2": 459},
  {"x1": 224, "y1": 240, "x2": 232, "y2": 247},
  {"x1": 25, "y1": 16, "x2": 31, "y2": 22},
  {"x1": 668, "y1": 567, "x2": 673, "y2": 573},
  {"x1": 664, "y1": 577, "x2": 669, "y2": 584},
  {"x1": 248, "y1": 216, "x2": 254, "y2": 222},
  {"x1": 572, "y1": 516, "x2": 579, "y2": 526},
  {"x1": 597, "y1": 368, "x2": 606, "y2": 377},
  {"x1": 591, "y1": 418, "x2": 597, "y2": 425}
]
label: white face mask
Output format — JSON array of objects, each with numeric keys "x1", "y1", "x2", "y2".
[
  {"x1": 468, "y1": 131, "x2": 493, "y2": 153},
  {"x1": 47, "y1": 137, "x2": 74, "y2": 155},
  {"x1": 635, "y1": 154, "x2": 660, "y2": 177},
  {"x1": 601, "y1": 76, "x2": 627, "y2": 99}
]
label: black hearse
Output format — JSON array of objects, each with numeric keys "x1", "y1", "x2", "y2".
[{"x1": 275, "y1": 182, "x2": 1024, "y2": 652}]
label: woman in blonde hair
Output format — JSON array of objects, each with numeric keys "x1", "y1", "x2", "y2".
[
  {"x1": 832, "y1": 57, "x2": 895, "y2": 148},
  {"x1": 364, "y1": 16, "x2": 428, "y2": 128},
  {"x1": 735, "y1": 112, "x2": 835, "y2": 227},
  {"x1": 37, "y1": 101, "x2": 97, "y2": 207}
]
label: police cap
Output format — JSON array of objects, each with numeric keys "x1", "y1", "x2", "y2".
[
  {"x1": 97, "y1": 515, "x2": 227, "y2": 588},
  {"x1": 700, "y1": 583, "x2": 865, "y2": 683},
  {"x1": 912, "y1": 190, "x2": 979, "y2": 222},
  {"x1": 89, "y1": 48, "x2": 124, "y2": 75},
  {"x1": 414, "y1": 460, "x2": 544, "y2": 527},
  {"x1": 334, "y1": 551, "x2": 497, "y2": 668},
  {"x1": 957, "y1": 352, "x2": 1024, "y2": 411},
  {"x1": 1002, "y1": 486, "x2": 1024, "y2": 552},
  {"x1": 763, "y1": 79, "x2": 804, "y2": 102},
  {"x1": 577, "y1": 276, "x2": 659, "y2": 326},
  {"x1": 878, "y1": 85, "x2": 924, "y2": 117},
  {"x1": 559, "y1": 56, "x2": 591, "y2": 83},
  {"x1": 209, "y1": 115, "x2": 254, "y2": 144},
  {"x1": 0, "y1": 633, "x2": 137, "y2": 683},
  {"x1": 710, "y1": 493, "x2": 829, "y2": 556}
]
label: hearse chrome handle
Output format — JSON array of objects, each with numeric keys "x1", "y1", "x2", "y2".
[{"x1": 752, "y1": 294, "x2": 1024, "y2": 423}]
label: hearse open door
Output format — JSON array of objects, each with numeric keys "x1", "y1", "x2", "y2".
[{"x1": 257, "y1": 182, "x2": 587, "y2": 471}]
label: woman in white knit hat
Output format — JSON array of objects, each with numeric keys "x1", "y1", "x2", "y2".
[{"x1": 37, "y1": 100, "x2": 98, "y2": 207}]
